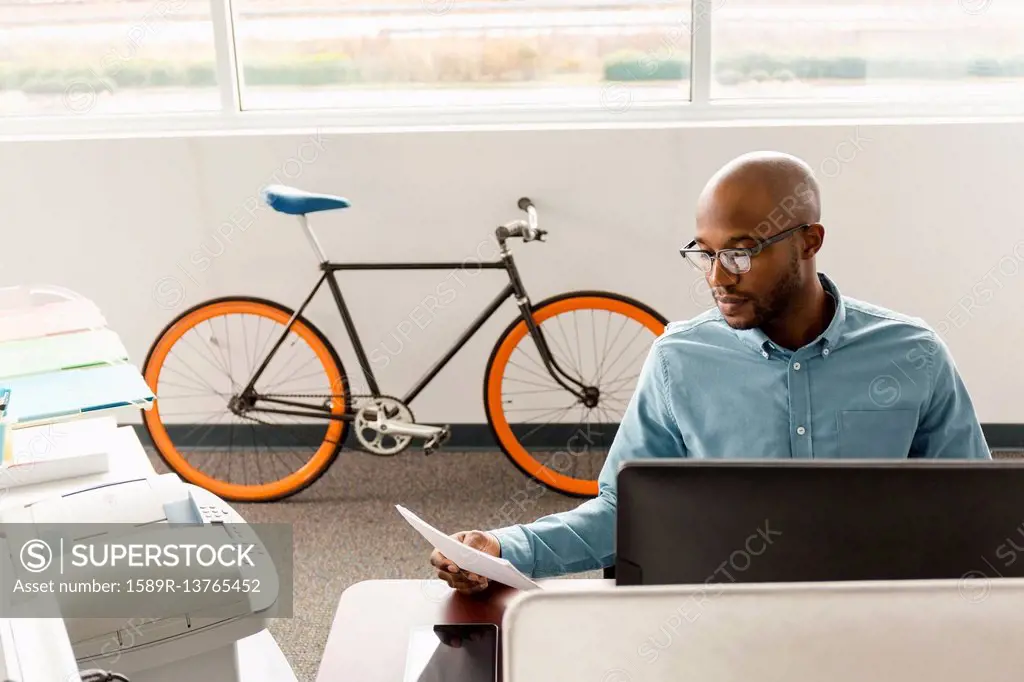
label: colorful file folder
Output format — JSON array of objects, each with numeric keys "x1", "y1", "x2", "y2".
[
  {"x1": 0, "y1": 328, "x2": 128, "y2": 379},
  {"x1": 1, "y1": 364, "x2": 153, "y2": 425}
]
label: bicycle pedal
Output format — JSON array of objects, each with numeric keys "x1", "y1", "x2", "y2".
[{"x1": 422, "y1": 426, "x2": 451, "y2": 455}]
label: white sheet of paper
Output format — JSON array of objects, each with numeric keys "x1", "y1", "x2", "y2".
[{"x1": 396, "y1": 504, "x2": 541, "y2": 591}]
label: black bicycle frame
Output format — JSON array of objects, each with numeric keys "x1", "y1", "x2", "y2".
[{"x1": 237, "y1": 251, "x2": 588, "y2": 422}]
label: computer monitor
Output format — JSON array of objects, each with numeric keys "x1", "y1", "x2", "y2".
[{"x1": 614, "y1": 459, "x2": 1024, "y2": 586}]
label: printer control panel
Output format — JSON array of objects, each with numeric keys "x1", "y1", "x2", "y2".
[
  {"x1": 185, "y1": 485, "x2": 246, "y2": 525},
  {"x1": 196, "y1": 502, "x2": 230, "y2": 524}
]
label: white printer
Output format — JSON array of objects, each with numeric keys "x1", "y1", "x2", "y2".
[
  {"x1": 0, "y1": 616, "x2": 80, "y2": 682},
  {"x1": 0, "y1": 473, "x2": 280, "y2": 682}
]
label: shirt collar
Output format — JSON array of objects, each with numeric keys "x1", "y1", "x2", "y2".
[{"x1": 730, "y1": 272, "x2": 847, "y2": 357}]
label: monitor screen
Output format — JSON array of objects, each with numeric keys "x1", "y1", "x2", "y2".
[{"x1": 615, "y1": 460, "x2": 1024, "y2": 587}]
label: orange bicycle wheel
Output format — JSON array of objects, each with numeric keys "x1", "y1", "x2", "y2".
[
  {"x1": 142, "y1": 297, "x2": 348, "y2": 502},
  {"x1": 484, "y1": 291, "x2": 667, "y2": 497}
]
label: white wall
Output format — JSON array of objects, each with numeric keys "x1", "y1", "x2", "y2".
[{"x1": 1, "y1": 119, "x2": 1021, "y2": 425}]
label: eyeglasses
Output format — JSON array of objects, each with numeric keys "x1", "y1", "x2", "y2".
[{"x1": 679, "y1": 223, "x2": 810, "y2": 275}]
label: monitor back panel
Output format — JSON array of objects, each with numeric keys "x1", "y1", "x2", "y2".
[
  {"x1": 615, "y1": 460, "x2": 1024, "y2": 586},
  {"x1": 503, "y1": 579, "x2": 1024, "y2": 682}
]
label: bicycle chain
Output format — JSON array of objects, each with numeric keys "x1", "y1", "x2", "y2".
[
  {"x1": 256, "y1": 392, "x2": 377, "y2": 400},
  {"x1": 237, "y1": 393, "x2": 412, "y2": 422}
]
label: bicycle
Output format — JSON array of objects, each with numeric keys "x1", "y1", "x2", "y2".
[{"x1": 141, "y1": 185, "x2": 669, "y2": 502}]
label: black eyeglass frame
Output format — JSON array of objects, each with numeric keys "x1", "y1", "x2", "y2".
[{"x1": 679, "y1": 223, "x2": 811, "y2": 275}]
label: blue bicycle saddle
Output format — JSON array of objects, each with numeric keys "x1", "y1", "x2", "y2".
[{"x1": 261, "y1": 185, "x2": 351, "y2": 215}]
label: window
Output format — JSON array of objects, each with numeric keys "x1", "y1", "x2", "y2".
[
  {"x1": 0, "y1": 0, "x2": 219, "y2": 117},
  {"x1": 711, "y1": 0, "x2": 1024, "y2": 103},
  {"x1": 0, "y1": 0, "x2": 1020, "y2": 127},
  {"x1": 230, "y1": 0, "x2": 691, "y2": 112}
]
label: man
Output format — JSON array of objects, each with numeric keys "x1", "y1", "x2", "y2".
[{"x1": 430, "y1": 150, "x2": 992, "y2": 594}]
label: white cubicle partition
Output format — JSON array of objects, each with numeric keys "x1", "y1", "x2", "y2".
[{"x1": 503, "y1": 578, "x2": 1024, "y2": 682}]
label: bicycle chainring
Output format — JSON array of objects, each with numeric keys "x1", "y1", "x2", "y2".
[{"x1": 353, "y1": 396, "x2": 415, "y2": 456}]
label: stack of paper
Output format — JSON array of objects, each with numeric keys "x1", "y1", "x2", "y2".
[
  {"x1": 0, "y1": 417, "x2": 118, "y2": 488},
  {"x1": 0, "y1": 285, "x2": 155, "y2": 486},
  {"x1": 0, "y1": 296, "x2": 107, "y2": 344}
]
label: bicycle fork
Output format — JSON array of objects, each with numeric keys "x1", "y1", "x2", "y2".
[
  {"x1": 504, "y1": 255, "x2": 593, "y2": 406},
  {"x1": 518, "y1": 301, "x2": 595, "y2": 404}
]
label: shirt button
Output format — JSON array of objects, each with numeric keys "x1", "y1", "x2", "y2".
[
  {"x1": 761, "y1": 351, "x2": 769, "y2": 358},
  {"x1": 822, "y1": 348, "x2": 830, "y2": 356},
  {"x1": 796, "y1": 426, "x2": 806, "y2": 435},
  {"x1": 793, "y1": 362, "x2": 801, "y2": 370}
]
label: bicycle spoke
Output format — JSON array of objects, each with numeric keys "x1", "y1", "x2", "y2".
[
  {"x1": 161, "y1": 355, "x2": 226, "y2": 397},
  {"x1": 204, "y1": 318, "x2": 234, "y2": 384},
  {"x1": 184, "y1": 322, "x2": 233, "y2": 384},
  {"x1": 223, "y1": 316, "x2": 236, "y2": 391},
  {"x1": 156, "y1": 392, "x2": 227, "y2": 400},
  {"x1": 603, "y1": 372, "x2": 641, "y2": 392},
  {"x1": 596, "y1": 404, "x2": 621, "y2": 427},
  {"x1": 596, "y1": 311, "x2": 630, "y2": 384},
  {"x1": 272, "y1": 368, "x2": 333, "y2": 389},
  {"x1": 602, "y1": 340, "x2": 652, "y2": 391},
  {"x1": 516, "y1": 403, "x2": 578, "y2": 425},
  {"x1": 506, "y1": 358, "x2": 565, "y2": 388},
  {"x1": 183, "y1": 412, "x2": 324, "y2": 489},
  {"x1": 242, "y1": 315, "x2": 254, "y2": 383},
  {"x1": 502, "y1": 375, "x2": 562, "y2": 390},
  {"x1": 245, "y1": 317, "x2": 260, "y2": 382},
  {"x1": 517, "y1": 404, "x2": 579, "y2": 442},
  {"x1": 571, "y1": 312, "x2": 584, "y2": 382},
  {"x1": 178, "y1": 411, "x2": 230, "y2": 444},
  {"x1": 260, "y1": 343, "x2": 319, "y2": 392},
  {"x1": 512, "y1": 342, "x2": 552, "y2": 376},
  {"x1": 599, "y1": 325, "x2": 649, "y2": 386},
  {"x1": 252, "y1": 319, "x2": 286, "y2": 382},
  {"x1": 553, "y1": 315, "x2": 585, "y2": 381},
  {"x1": 502, "y1": 387, "x2": 572, "y2": 396}
]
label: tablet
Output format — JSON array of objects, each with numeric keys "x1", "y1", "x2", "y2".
[{"x1": 403, "y1": 623, "x2": 498, "y2": 682}]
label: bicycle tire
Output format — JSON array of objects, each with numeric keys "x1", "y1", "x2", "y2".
[
  {"x1": 483, "y1": 290, "x2": 668, "y2": 498},
  {"x1": 141, "y1": 296, "x2": 350, "y2": 502}
]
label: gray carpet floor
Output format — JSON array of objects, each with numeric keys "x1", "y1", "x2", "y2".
[{"x1": 145, "y1": 447, "x2": 1024, "y2": 682}]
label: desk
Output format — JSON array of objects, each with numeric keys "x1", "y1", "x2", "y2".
[
  {"x1": 316, "y1": 579, "x2": 613, "y2": 682},
  {"x1": 0, "y1": 425, "x2": 297, "y2": 682}
]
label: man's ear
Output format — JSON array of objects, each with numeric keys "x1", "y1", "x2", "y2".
[{"x1": 801, "y1": 223, "x2": 825, "y2": 258}]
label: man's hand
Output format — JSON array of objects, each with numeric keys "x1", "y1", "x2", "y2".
[{"x1": 430, "y1": 530, "x2": 501, "y2": 594}]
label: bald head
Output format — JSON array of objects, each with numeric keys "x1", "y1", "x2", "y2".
[
  {"x1": 689, "y1": 151, "x2": 827, "y2": 333},
  {"x1": 697, "y1": 151, "x2": 821, "y2": 237}
]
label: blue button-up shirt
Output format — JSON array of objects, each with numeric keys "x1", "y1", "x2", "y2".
[{"x1": 492, "y1": 272, "x2": 992, "y2": 578}]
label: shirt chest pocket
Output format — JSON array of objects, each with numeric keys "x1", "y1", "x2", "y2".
[{"x1": 837, "y1": 409, "x2": 919, "y2": 458}]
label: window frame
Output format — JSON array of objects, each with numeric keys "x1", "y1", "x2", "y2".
[{"x1": 1, "y1": 0, "x2": 1022, "y2": 138}]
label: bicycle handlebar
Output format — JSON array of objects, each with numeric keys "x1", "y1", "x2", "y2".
[{"x1": 498, "y1": 197, "x2": 545, "y2": 244}]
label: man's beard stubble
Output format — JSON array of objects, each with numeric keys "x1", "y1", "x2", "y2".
[{"x1": 723, "y1": 253, "x2": 802, "y2": 331}]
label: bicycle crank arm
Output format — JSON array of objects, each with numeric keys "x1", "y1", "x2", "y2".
[
  {"x1": 377, "y1": 420, "x2": 440, "y2": 438},
  {"x1": 375, "y1": 420, "x2": 451, "y2": 455}
]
